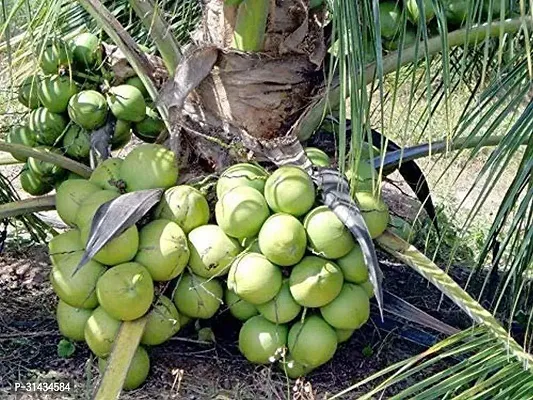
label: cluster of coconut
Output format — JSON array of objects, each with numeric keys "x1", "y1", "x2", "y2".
[
  {"x1": 6, "y1": 32, "x2": 164, "y2": 196},
  {"x1": 47, "y1": 142, "x2": 390, "y2": 389}
]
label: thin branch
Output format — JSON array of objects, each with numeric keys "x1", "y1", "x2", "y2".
[{"x1": 0, "y1": 195, "x2": 55, "y2": 219}]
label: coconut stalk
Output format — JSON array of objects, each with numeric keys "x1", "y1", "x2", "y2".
[
  {"x1": 0, "y1": 195, "x2": 56, "y2": 218},
  {"x1": 0, "y1": 142, "x2": 92, "y2": 178}
]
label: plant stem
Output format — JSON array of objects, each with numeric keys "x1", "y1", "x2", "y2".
[
  {"x1": 0, "y1": 195, "x2": 55, "y2": 219},
  {"x1": 128, "y1": 0, "x2": 181, "y2": 73},
  {"x1": 296, "y1": 16, "x2": 533, "y2": 141},
  {"x1": 0, "y1": 143, "x2": 92, "y2": 177}
]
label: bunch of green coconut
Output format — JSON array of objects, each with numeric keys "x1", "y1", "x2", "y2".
[
  {"x1": 5, "y1": 32, "x2": 165, "y2": 197},
  {"x1": 46, "y1": 141, "x2": 392, "y2": 390}
]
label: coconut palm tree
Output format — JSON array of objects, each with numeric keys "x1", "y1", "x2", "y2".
[{"x1": 1, "y1": 0, "x2": 532, "y2": 398}]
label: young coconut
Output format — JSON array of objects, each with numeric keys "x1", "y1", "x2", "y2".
[
  {"x1": 56, "y1": 300, "x2": 93, "y2": 341},
  {"x1": 71, "y1": 32, "x2": 102, "y2": 69},
  {"x1": 258, "y1": 213, "x2": 307, "y2": 266},
  {"x1": 50, "y1": 252, "x2": 106, "y2": 309},
  {"x1": 188, "y1": 225, "x2": 242, "y2": 278},
  {"x1": 335, "y1": 244, "x2": 369, "y2": 284},
  {"x1": 406, "y1": 0, "x2": 435, "y2": 23},
  {"x1": 56, "y1": 179, "x2": 102, "y2": 226},
  {"x1": 228, "y1": 253, "x2": 283, "y2": 305},
  {"x1": 216, "y1": 163, "x2": 269, "y2": 198},
  {"x1": 6, "y1": 125, "x2": 37, "y2": 161},
  {"x1": 360, "y1": 280, "x2": 375, "y2": 299},
  {"x1": 320, "y1": 284, "x2": 370, "y2": 330},
  {"x1": 256, "y1": 280, "x2": 302, "y2": 324},
  {"x1": 126, "y1": 76, "x2": 149, "y2": 98},
  {"x1": 289, "y1": 256, "x2": 344, "y2": 308},
  {"x1": 62, "y1": 124, "x2": 91, "y2": 160},
  {"x1": 335, "y1": 329, "x2": 355, "y2": 344},
  {"x1": 28, "y1": 108, "x2": 67, "y2": 146},
  {"x1": 288, "y1": 315, "x2": 338, "y2": 368},
  {"x1": 89, "y1": 158, "x2": 124, "y2": 192},
  {"x1": 133, "y1": 106, "x2": 165, "y2": 142},
  {"x1": 19, "y1": 168, "x2": 54, "y2": 196},
  {"x1": 110, "y1": 120, "x2": 132, "y2": 150},
  {"x1": 378, "y1": 2, "x2": 403, "y2": 39},
  {"x1": 345, "y1": 161, "x2": 377, "y2": 192},
  {"x1": 304, "y1": 205, "x2": 355, "y2": 259},
  {"x1": 27, "y1": 146, "x2": 66, "y2": 183},
  {"x1": 68, "y1": 90, "x2": 108, "y2": 130},
  {"x1": 134, "y1": 219, "x2": 190, "y2": 281},
  {"x1": 72, "y1": 188, "x2": 118, "y2": 229},
  {"x1": 18, "y1": 75, "x2": 42, "y2": 109},
  {"x1": 264, "y1": 166, "x2": 316, "y2": 217},
  {"x1": 225, "y1": 289, "x2": 258, "y2": 321},
  {"x1": 98, "y1": 346, "x2": 150, "y2": 391},
  {"x1": 215, "y1": 186, "x2": 270, "y2": 240},
  {"x1": 38, "y1": 38, "x2": 71, "y2": 74},
  {"x1": 48, "y1": 229, "x2": 84, "y2": 266},
  {"x1": 154, "y1": 185, "x2": 210, "y2": 233},
  {"x1": 354, "y1": 191, "x2": 390, "y2": 238},
  {"x1": 84, "y1": 306, "x2": 121, "y2": 358},
  {"x1": 173, "y1": 273, "x2": 223, "y2": 319},
  {"x1": 141, "y1": 295, "x2": 181, "y2": 346},
  {"x1": 96, "y1": 262, "x2": 154, "y2": 321},
  {"x1": 38, "y1": 75, "x2": 78, "y2": 113},
  {"x1": 107, "y1": 85, "x2": 146, "y2": 122},
  {"x1": 305, "y1": 147, "x2": 330, "y2": 167},
  {"x1": 238, "y1": 315, "x2": 288, "y2": 364},
  {"x1": 120, "y1": 144, "x2": 179, "y2": 192}
]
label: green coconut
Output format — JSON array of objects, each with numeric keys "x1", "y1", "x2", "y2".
[
  {"x1": 134, "y1": 219, "x2": 190, "y2": 281},
  {"x1": 98, "y1": 347, "x2": 150, "y2": 390},
  {"x1": 38, "y1": 38, "x2": 72, "y2": 74},
  {"x1": 320, "y1": 284, "x2": 370, "y2": 330},
  {"x1": 256, "y1": 280, "x2": 301, "y2": 324},
  {"x1": 38, "y1": 75, "x2": 78, "y2": 113},
  {"x1": 68, "y1": 90, "x2": 108, "y2": 130},
  {"x1": 111, "y1": 120, "x2": 132, "y2": 150},
  {"x1": 335, "y1": 244, "x2": 369, "y2": 284},
  {"x1": 96, "y1": 262, "x2": 154, "y2": 321},
  {"x1": 238, "y1": 316, "x2": 288, "y2": 364},
  {"x1": 62, "y1": 124, "x2": 91, "y2": 159},
  {"x1": 335, "y1": 329, "x2": 355, "y2": 344},
  {"x1": 29, "y1": 107, "x2": 67, "y2": 146},
  {"x1": 107, "y1": 85, "x2": 146, "y2": 122},
  {"x1": 225, "y1": 289, "x2": 258, "y2": 321},
  {"x1": 279, "y1": 354, "x2": 314, "y2": 379},
  {"x1": 304, "y1": 206, "x2": 355, "y2": 259},
  {"x1": 55, "y1": 179, "x2": 102, "y2": 226},
  {"x1": 288, "y1": 315, "x2": 338, "y2": 368},
  {"x1": 258, "y1": 213, "x2": 307, "y2": 266},
  {"x1": 141, "y1": 295, "x2": 180, "y2": 346},
  {"x1": 133, "y1": 107, "x2": 165, "y2": 142},
  {"x1": 56, "y1": 299, "x2": 93, "y2": 341},
  {"x1": 154, "y1": 185, "x2": 210, "y2": 233},
  {"x1": 406, "y1": 0, "x2": 435, "y2": 23},
  {"x1": 444, "y1": 0, "x2": 469, "y2": 25},
  {"x1": 389, "y1": 215, "x2": 414, "y2": 241},
  {"x1": 27, "y1": 146, "x2": 66, "y2": 182},
  {"x1": 74, "y1": 189, "x2": 119, "y2": 228},
  {"x1": 264, "y1": 166, "x2": 316, "y2": 217},
  {"x1": 126, "y1": 76, "x2": 149, "y2": 98},
  {"x1": 80, "y1": 223, "x2": 139, "y2": 266},
  {"x1": 360, "y1": 280, "x2": 375, "y2": 299},
  {"x1": 20, "y1": 168, "x2": 54, "y2": 196},
  {"x1": 216, "y1": 163, "x2": 269, "y2": 198},
  {"x1": 383, "y1": 29, "x2": 417, "y2": 51},
  {"x1": 179, "y1": 313, "x2": 192, "y2": 328},
  {"x1": 48, "y1": 229, "x2": 84, "y2": 266},
  {"x1": 215, "y1": 186, "x2": 270, "y2": 239},
  {"x1": 172, "y1": 273, "x2": 223, "y2": 319},
  {"x1": 120, "y1": 144, "x2": 179, "y2": 192},
  {"x1": 289, "y1": 256, "x2": 344, "y2": 308},
  {"x1": 84, "y1": 306, "x2": 121, "y2": 358},
  {"x1": 354, "y1": 191, "x2": 390, "y2": 239},
  {"x1": 18, "y1": 75, "x2": 42, "y2": 109},
  {"x1": 305, "y1": 147, "x2": 330, "y2": 167},
  {"x1": 6, "y1": 125, "x2": 37, "y2": 161},
  {"x1": 345, "y1": 161, "x2": 377, "y2": 192},
  {"x1": 379, "y1": 2, "x2": 403, "y2": 39},
  {"x1": 50, "y1": 252, "x2": 106, "y2": 309},
  {"x1": 228, "y1": 253, "x2": 283, "y2": 305},
  {"x1": 89, "y1": 158, "x2": 124, "y2": 192},
  {"x1": 71, "y1": 32, "x2": 102, "y2": 69},
  {"x1": 188, "y1": 225, "x2": 242, "y2": 278}
]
